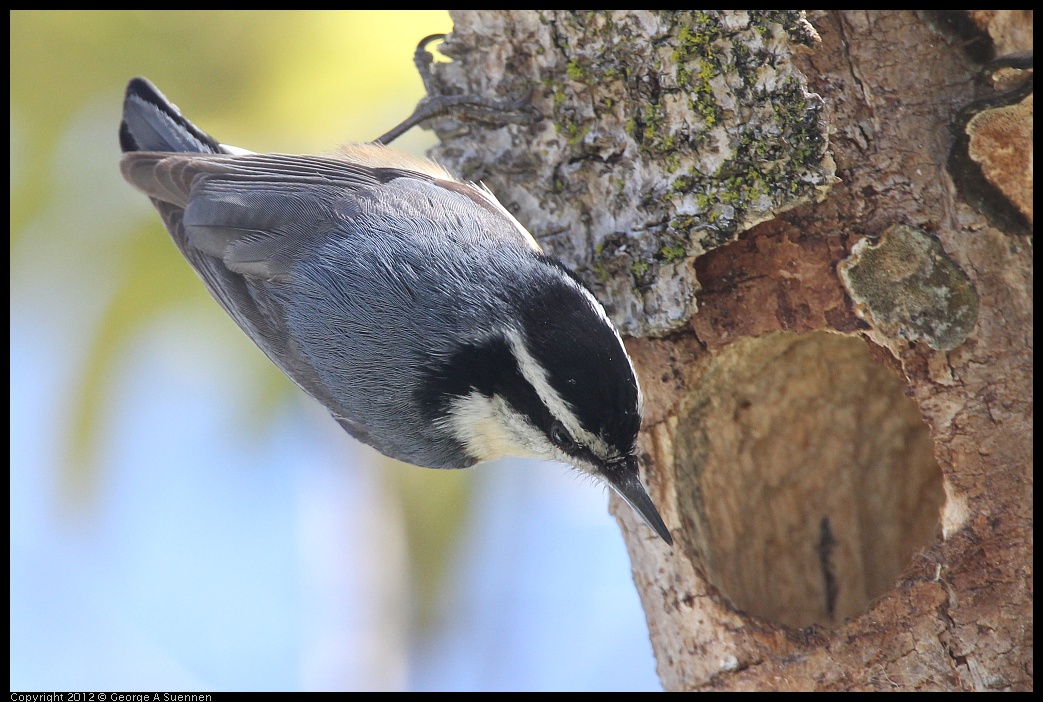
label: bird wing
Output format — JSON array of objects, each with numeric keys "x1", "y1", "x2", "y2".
[
  {"x1": 123, "y1": 152, "x2": 436, "y2": 435},
  {"x1": 120, "y1": 150, "x2": 538, "y2": 452}
]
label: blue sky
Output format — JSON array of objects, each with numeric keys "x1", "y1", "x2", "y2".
[{"x1": 10, "y1": 273, "x2": 662, "y2": 690}]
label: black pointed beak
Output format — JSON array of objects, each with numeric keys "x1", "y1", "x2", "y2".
[{"x1": 600, "y1": 456, "x2": 673, "y2": 546}]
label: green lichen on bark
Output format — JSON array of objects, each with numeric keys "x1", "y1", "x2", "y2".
[
  {"x1": 429, "y1": 10, "x2": 835, "y2": 335},
  {"x1": 838, "y1": 225, "x2": 980, "y2": 351}
]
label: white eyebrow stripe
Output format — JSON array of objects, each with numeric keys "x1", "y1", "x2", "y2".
[{"x1": 505, "y1": 329, "x2": 613, "y2": 461}]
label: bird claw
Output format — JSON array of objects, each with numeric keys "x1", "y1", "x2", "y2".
[{"x1": 374, "y1": 34, "x2": 541, "y2": 145}]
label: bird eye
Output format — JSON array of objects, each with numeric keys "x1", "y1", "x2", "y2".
[{"x1": 549, "y1": 421, "x2": 575, "y2": 451}]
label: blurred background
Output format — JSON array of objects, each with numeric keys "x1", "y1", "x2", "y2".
[{"x1": 10, "y1": 11, "x2": 661, "y2": 691}]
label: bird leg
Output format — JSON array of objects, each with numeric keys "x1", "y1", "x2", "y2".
[{"x1": 374, "y1": 34, "x2": 539, "y2": 146}]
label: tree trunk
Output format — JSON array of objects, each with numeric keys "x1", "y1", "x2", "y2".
[{"x1": 425, "y1": 10, "x2": 1032, "y2": 691}]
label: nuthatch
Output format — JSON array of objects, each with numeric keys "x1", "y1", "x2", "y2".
[{"x1": 118, "y1": 69, "x2": 672, "y2": 545}]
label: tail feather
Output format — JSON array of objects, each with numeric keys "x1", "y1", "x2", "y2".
[{"x1": 119, "y1": 77, "x2": 223, "y2": 154}]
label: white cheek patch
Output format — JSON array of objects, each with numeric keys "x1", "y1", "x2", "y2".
[
  {"x1": 441, "y1": 391, "x2": 547, "y2": 464},
  {"x1": 441, "y1": 390, "x2": 607, "y2": 478}
]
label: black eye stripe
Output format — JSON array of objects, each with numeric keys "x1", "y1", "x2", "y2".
[
  {"x1": 548, "y1": 420, "x2": 604, "y2": 466},
  {"x1": 418, "y1": 335, "x2": 557, "y2": 443},
  {"x1": 550, "y1": 421, "x2": 574, "y2": 449},
  {"x1": 420, "y1": 335, "x2": 613, "y2": 469},
  {"x1": 520, "y1": 270, "x2": 641, "y2": 452}
]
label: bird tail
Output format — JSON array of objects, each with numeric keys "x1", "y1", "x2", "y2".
[{"x1": 119, "y1": 77, "x2": 224, "y2": 154}]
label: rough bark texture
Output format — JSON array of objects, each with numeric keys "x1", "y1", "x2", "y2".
[
  {"x1": 429, "y1": 11, "x2": 835, "y2": 336},
  {"x1": 425, "y1": 10, "x2": 1032, "y2": 692}
]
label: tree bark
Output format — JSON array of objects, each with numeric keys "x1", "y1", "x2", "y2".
[{"x1": 426, "y1": 11, "x2": 1032, "y2": 691}]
